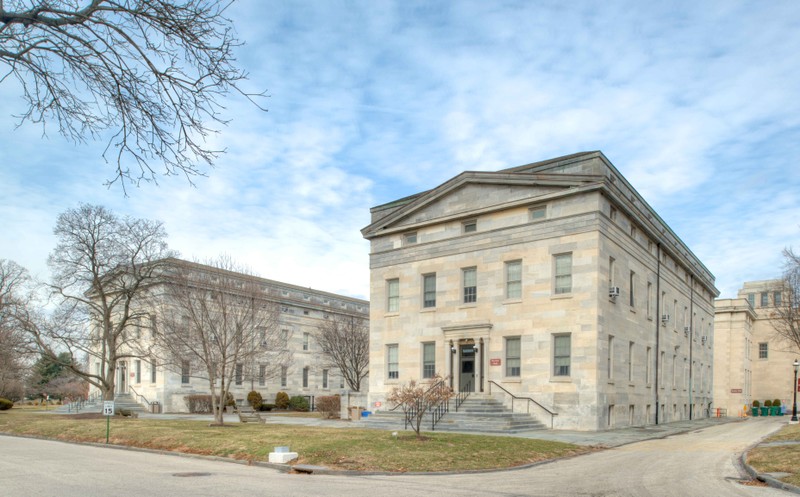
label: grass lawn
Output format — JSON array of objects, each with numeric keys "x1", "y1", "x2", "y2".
[
  {"x1": 0, "y1": 410, "x2": 593, "y2": 472},
  {"x1": 747, "y1": 423, "x2": 800, "y2": 487}
]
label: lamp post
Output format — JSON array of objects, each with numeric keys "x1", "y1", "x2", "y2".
[{"x1": 792, "y1": 359, "x2": 799, "y2": 423}]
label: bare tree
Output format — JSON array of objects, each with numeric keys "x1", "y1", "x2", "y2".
[
  {"x1": 771, "y1": 247, "x2": 800, "y2": 352},
  {"x1": 20, "y1": 204, "x2": 175, "y2": 401},
  {"x1": 314, "y1": 314, "x2": 369, "y2": 392},
  {"x1": 0, "y1": 259, "x2": 33, "y2": 400},
  {"x1": 387, "y1": 374, "x2": 453, "y2": 440},
  {"x1": 0, "y1": 0, "x2": 266, "y2": 191},
  {"x1": 154, "y1": 257, "x2": 287, "y2": 425}
]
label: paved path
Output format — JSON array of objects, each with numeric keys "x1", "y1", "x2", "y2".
[{"x1": 1, "y1": 416, "x2": 788, "y2": 496}]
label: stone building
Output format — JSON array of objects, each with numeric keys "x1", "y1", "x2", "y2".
[
  {"x1": 88, "y1": 258, "x2": 369, "y2": 412},
  {"x1": 714, "y1": 280, "x2": 798, "y2": 417},
  {"x1": 362, "y1": 151, "x2": 717, "y2": 431}
]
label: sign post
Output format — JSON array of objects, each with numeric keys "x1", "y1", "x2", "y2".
[{"x1": 103, "y1": 401, "x2": 115, "y2": 444}]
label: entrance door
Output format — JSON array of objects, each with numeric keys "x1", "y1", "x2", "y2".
[
  {"x1": 117, "y1": 361, "x2": 127, "y2": 394},
  {"x1": 459, "y1": 345, "x2": 475, "y2": 392}
]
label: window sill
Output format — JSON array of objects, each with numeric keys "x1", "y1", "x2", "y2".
[
  {"x1": 459, "y1": 303, "x2": 477, "y2": 309},
  {"x1": 607, "y1": 381, "x2": 615, "y2": 385},
  {"x1": 629, "y1": 307, "x2": 636, "y2": 314},
  {"x1": 550, "y1": 377, "x2": 572, "y2": 383},
  {"x1": 503, "y1": 299, "x2": 522, "y2": 305},
  {"x1": 551, "y1": 293, "x2": 573, "y2": 300},
  {"x1": 384, "y1": 312, "x2": 399, "y2": 318},
  {"x1": 420, "y1": 308, "x2": 436, "y2": 313},
  {"x1": 501, "y1": 378, "x2": 522, "y2": 383}
]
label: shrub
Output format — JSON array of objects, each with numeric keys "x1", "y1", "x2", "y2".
[
  {"x1": 289, "y1": 395, "x2": 309, "y2": 411},
  {"x1": 752, "y1": 400, "x2": 760, "y2": 408},
  {"x1": 316, "y1": 395, "x2": 341, "y2": 419},
  {"x1": 0, "y1": 398, "x2": 13, "y2": 410},
  {"x1": 773, "y1": 399, "x2": 782, "y2": 407},
  {"x1": 184, "y1": 395, "x2": 213, "y2": 413},
  {"x1": 764, "y1": 400, "x2": 772, "y2": 407},
  {"x1": 247, "y1": 391, "x2": 263, "y2": 410},
  {"x1": 275, "y1": 391, "x2": 290, "y2": 409},
  {"x1": 259, "y1": 403, "x2": 275, "y2": 412}
]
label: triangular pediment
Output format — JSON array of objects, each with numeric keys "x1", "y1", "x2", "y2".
[{"x1": 363, "y1": 171, "x2": 600, "y2": 237}]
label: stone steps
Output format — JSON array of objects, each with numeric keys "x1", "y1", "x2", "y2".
[
  {"x1": 55, "y1": 393, "x2": 149, "y2": 414},
  {"x1": 363, "y1": 395, "x2": 547, "y2": 433}
]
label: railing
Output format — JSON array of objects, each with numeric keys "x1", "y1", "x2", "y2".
[
  {"x1": 488, "y1": 380, "x2": 558, "y2": 429},
  {"x1": 399, "y1": 379, "x2": 452, "y2": 431},
  {"x1": 66, "y1": 390, "x2": 102, "y2": 413},
  {"x1": 128, "y1": 385, "x2": 154, "y2": 411},
  {"x1": 454, "y1": 379, "x2": 472, "y2": 411}
]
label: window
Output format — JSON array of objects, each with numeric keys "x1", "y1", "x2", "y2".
[
  {"x1": 387, "y1": 278, "x2": 399, "y2": 312},
  {"x1": 423, "y1": 274, "x2": 436, "y2": 308},
  {"x1": 760, "y1": 292, "x2": 768, "y2": 307},
  {"x1": 258, "y1": 364, "x2": 266, "y2": 386},
  {"x1": 281, "y1": 329, "x2": 289, "y2": 348},
  {"x1": 610, "y1": 206, "x2": 617, "y2": 221},
  {"x1": 554, "y1": 253, "x2": 572, "y2": 294},
  {"x1": 553, "y1": 335, "x2": 571, "y2": 376},
  {"x1": 135, "y1": 360, "x2": 141, "y2": 384},
  {"x1": 303, "y1": 332, "x2": 310, "y2": 351},
  {"x1": 747, "y1": 293, "x2": 755, "y2": 308},
  {"x1": 629, "y1": 271, "x2": 636, "y2": 307},
  {"x1": 672, "y1": 354, "x2": 677, "y2": 388},
  {"x1": 235, "y1": 363, "x2": 243, "y2": 385},
  {"x1": 759, "y1": 342, "x2": 768, "y2": 359},
  {"x1": 506, "y1": 337, "x2": 521, "y2": 377},
  {"x1": 322, "y1": 369, "x2": 329, "y2": 389},
  {"x1": 387, "y1": 344, "x2": 399, "y2": 379},
  {"x1": 609, "y1": 257, "x2": 615, "y2": 288},
  {"x1": 673, "y1": 300, "x2": 679, "y2": 330},
  {"x1": 506, "y1": 260, "x2": 522, "y2": 299},
  {"x1": 530, "y1": 206, "x2": 546, "y2": 221},
  {"x1": 607, "y1": 336, "x2": 614, "y2": 380},
  {"x1": 403, "y1": 232, "x2": 417, "y2": 245},
  {"x1": 660, "y1": 351, "x2": 665, "y2": 387},
  {"x1": 774, "y1": 291, "x2": 782, "y2": 306},
  {"x1": 422, "y1": 342, "x2": 435, "y2": 379},
  {"x1": 628, "y1": 342, "x2": 634, "y2": 382},
  {"x1": 181, "y1": 360, "x2": 190, "y2": 384},
  {"x1": 302, "y1": 367, "x2": 309, "y2": 388},
  {"x1": 258, "y1": 327, "x2": 267, "y2": 346},
  {"x1": 647, "y1": 282, "x2": 653, "y2": 318},
  {"x1": 463, "y1": 267, "x2": 477, "y2": 303},
  {"x1": 280, "y1": 366, "x2": 287, "y2": 388},
  {"x1": 462, "y1": 220, "x2": 477, "y2": 233},
  {"x1": 631, "y1": 226, "x2": 637, "y2": 239},
  {"x1": 646, "y1": 347, "x2": 652, "y2": 385},
  {"x1": 150, "y1": 359, "x2": 157, "y2": 383}
]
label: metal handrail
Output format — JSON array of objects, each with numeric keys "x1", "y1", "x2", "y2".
[
  {"x1": 488, "y1": 380, "x2": 558, "y2": 429},
  {"x1": 454, "y1": 379, "x2": 471, "y2": 411},
  {"x1": 398, "y1": 379, "x2": 453, "y2": 431},
  {"x1": 127, "y1": 385, "x2": 154, "y2": 408}
]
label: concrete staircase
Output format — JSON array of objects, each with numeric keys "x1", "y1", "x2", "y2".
[
  {"x1": 55, "y1": 393, "x2": 149, "y2": 415},
  {"x1": 363, "y1": 395, "x2": 548, "y2": 434}
]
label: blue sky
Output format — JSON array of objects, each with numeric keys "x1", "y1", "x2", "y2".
[{"x1": 1, "y1": 0, "x2": 799, "y2": 300}]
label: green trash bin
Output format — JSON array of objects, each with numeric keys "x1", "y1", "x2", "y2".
[
  {"x1": 752, "y1": 407, "x2": 759, "y2": 417},
  {"x1": 760, "y1": 406, "x2": 769, "y2": 416}
]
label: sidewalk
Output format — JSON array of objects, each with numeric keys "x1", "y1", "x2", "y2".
[{"x1": 134, "y1": 410, "x2": 746, "y2": 447}]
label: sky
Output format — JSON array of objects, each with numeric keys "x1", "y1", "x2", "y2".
[{"x1": 1, "y1": 0, "x2": 799, "y2": 301}]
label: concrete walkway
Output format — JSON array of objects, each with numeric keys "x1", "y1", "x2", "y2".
[{"x1": 129, "y1": 410, "x2": 744, "y2": 448}]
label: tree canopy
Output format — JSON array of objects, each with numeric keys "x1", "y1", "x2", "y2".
[{"x1": 1, "y1": 0, "x2": 266, "y2": 190}]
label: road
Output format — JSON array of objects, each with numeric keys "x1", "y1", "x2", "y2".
[{"x1": 0, "y1": 418, "x2": 788, "y2": 497}]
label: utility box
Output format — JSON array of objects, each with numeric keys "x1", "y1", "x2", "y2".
[
  {"x1": 348, "y1": 406, "x2": 363, "y2": 421},
  {"x1": 150, "y1": 401, "x2": 161, "y2": 414}
]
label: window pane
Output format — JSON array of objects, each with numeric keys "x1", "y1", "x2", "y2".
[
  {"x1": 463, "y1": 267, "x2": 476, "y2": 303},
  {"x1": 423, "y1": 274, "x2": 436, "y2": 307},
  {"x1": 506, "y1": 260, "x2": 522, "y2": 299},
  {"x1": 388, "y1": 345, "x2": 399, "y2": 379},
  {"x1": 387, "y1": 279, "x2": 399, "y2": 312},
  {"x1": 554, "y1": 335, "x2": 571, "y2": 376},
  {"x1": 506, "y1": 337, "x2": 521, "y2": 377},
  {"x1": 422, "y1": 342, "x2": 435, "y2": 379},
  {"x1": 555, "y1": 253, "x2": 572, "y2": 294}
]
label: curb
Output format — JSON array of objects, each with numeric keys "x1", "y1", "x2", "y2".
[{"x1": 739, "y1": 425, "x2": 800, "y2": 495}]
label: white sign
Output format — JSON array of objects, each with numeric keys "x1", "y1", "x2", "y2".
[{"x1": 103, "y1": 401, "x2": 115, "y2": 416}]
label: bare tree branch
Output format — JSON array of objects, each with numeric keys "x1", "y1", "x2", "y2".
[
  {"x1": 0, "y1": 0, "x2": 268, "y2": 192},
  {"x1": 770, "y1": 247, "x2": 800, "y2": 352},
  {"x1": 314, "y1": 313, "x2": 369, "y2": 392}
]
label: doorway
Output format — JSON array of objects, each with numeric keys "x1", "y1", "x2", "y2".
[
  {"x1": 117, "y1": 361, "x2": 127, "y2": 394},
  {"x1": 459, "y1": 344, "x2": 475, "y2": 392}
]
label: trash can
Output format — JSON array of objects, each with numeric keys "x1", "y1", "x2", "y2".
[
  {"x1": 348, "y1": 406, "x2": 363, "y2": 421},
  {"x1": 150, "y1": 401, "x2": 161, "y2": 414}
]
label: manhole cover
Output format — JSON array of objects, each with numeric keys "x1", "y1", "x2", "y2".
[{"x1": 172, "y1": 472, "x2": 212, "y2": 477}]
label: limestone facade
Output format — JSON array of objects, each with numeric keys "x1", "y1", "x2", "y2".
[
  {"x1": 88, "y1": 258, "x2": 369, "y2": 412},
  {"x1": 362, "y1": 152, "x2": 717, "y2": 431}
]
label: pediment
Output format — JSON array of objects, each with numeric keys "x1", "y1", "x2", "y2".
[{"x1": 391, "y1": 182, "x2": 563, "y2": 229}]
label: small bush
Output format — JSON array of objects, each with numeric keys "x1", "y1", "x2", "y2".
[
  {"x1": 764, "y1": 400, "x2": 772, "y2": 407},
  {"x1": 773, "y1": 399, "x2": 782, "y2": 407},
  {"x1": 247, "y1": 390, "x2": 263, "y2": 410},
  {"x1": 184, "y1": 395, "x2": 213, "y2": 413},
  {"x1": 0, "y1": 398, "x2": 13, "y2": 410},
  {"x1": 316, "y1": 395, "x2": 341, "y2": 419},
  {"x1": 275, "y1": 391, "x2": 290, "y2": 409},
  {"x1": 752, "y1": 400, "x2": 760, "y2": 408},
  {"x1": 289, "y1": 395, "x2": 309, "y2": 411},
  {"x1": 259, "y1": 403, "x2": 275, "y2": 412}
]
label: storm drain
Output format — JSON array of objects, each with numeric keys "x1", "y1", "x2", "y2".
[{"x1": 172, "y1": 472, "x2": 212, "y2": 477}]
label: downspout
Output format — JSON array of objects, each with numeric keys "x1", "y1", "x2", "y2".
[
  {"x1": 689, "y1": 274, "x2": 695, "y2": 420},
  {"x1": 655, "y1": 243, "x2": 662, "y2": 425}
]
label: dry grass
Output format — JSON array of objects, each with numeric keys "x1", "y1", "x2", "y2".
[
  {"x1": 0, "y1": 410, "x2": 593, "y2": 472},
  {"x1": 747, "y1": 423, "x2": 800, "y2": 487}
]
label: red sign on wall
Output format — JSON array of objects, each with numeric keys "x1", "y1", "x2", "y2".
[
  {"x1": 730, "y1": 389, "x2": 742, "y2": 393},
  {"x1": 490, "y1": 358, "x2": 501, "y2": 366}
]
